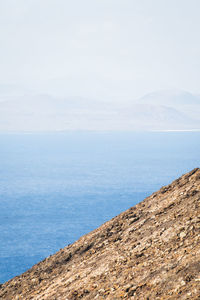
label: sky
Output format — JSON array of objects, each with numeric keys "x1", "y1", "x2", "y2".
[{"x1": 0, "y1": 0, "x2": 200, "y2": 101}]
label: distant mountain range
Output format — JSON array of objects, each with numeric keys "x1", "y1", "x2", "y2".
[
  {"x1": 0, "y1": 89, "x2": 199, "y2": 131},
  {"x1": 125, "y1": 90, "x2": 200, "y2": 130}
]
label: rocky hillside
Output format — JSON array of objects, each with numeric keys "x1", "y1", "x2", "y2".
[{"x1": 0, "y1": 168, "x2": 200, "y2": 299}]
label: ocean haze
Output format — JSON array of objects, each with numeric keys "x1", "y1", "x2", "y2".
[
  {"x1": 0, "y1": 89, "x2": 199, "y2": 131},
  {"x1": 0, "y1": 1, "x2": 200, "y2": 129}
]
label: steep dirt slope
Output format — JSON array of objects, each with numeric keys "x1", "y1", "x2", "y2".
[{"x1": 0, "y1": 168, "x2": 200, "y2": 299}]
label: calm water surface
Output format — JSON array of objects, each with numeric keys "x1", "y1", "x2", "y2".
[{"x1": 0, "y1": 131, "x2": 199, "y2": 282}]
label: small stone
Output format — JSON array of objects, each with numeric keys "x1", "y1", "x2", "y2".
[
  {"x1": 195, "y1": 277, "x2": 200, "y2": 281},
  {"x1": 181, "y1": 280, "x2": 186, "y2": 286},
  {"x1": 124, "y1": 284, "x2": 132, "y2": 292},
  {"x1": 179, "y1": 232, "x2": 186, "y2": 239}
]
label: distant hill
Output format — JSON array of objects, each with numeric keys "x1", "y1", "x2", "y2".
[
  {"x1": 138, "y1": 89, "x2": 200, "y2": 106},
  {"x1": 0, "y1": 95, "x2": 115, "y2": 131},
  {"x1": 133, "y1": 90, "x2": 200, "y2": 126},
  {"x1": 120, "y1": 103, "x2": 198, "y2": 130},
  {"x1": 1, "y1": 168, "x2": 200, "y2": 299},
  {"x1": 0, "y1": 90, "x2": 199, "y2": 131}
]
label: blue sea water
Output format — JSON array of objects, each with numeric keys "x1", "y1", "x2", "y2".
[{"x1": 0, "y1": 131, "x2": 199, "y2": 283}]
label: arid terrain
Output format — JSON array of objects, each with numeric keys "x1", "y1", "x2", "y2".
[{"x1": 0, "y1": 168, "x2": 200, "y2": 299}]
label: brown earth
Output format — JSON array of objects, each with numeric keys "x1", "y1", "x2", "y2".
[{"x1": 0, "y1": 168, "x2": 200, "y2": 299}]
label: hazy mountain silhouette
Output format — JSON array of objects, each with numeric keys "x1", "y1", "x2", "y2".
[
  {"x1": 138, "y1": 89, "x2": 200, "y2": 106},
  {"x1": 0, "y1": 90, "x2": 199, "y2": 131}
]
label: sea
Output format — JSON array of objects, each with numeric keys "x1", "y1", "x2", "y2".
[{"x1": 0, "y1": 131, "x2": 199, "y2": 283}]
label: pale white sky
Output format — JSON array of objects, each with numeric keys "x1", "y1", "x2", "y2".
[{"x1": 0, "y1": 0, "x2": 200, "y2": 100}]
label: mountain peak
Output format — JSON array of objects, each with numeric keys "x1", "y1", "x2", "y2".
[
  {"x1": 1, "y1": 168, "x2": 200, "y2": 299},
  {"x1": 138, "y1": 89, "x2": 200, "y2": 106}
]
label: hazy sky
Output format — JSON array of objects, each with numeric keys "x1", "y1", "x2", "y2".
[{"x1": 0, "y1": 0, "x2": 200, "y2": 100}]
